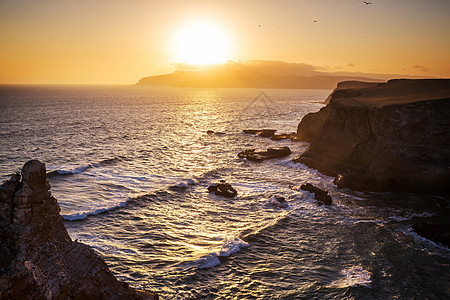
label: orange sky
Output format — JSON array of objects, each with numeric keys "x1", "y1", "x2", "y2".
[{"x1": 1, "y1": 0, "x2": 449, "y2": 84}]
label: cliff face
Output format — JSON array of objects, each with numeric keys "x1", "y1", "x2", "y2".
[
  {"x1": 0, "y1": 160, "x2": 158, "y2": 299},
  {"x1": 295, "y1": 79, "x2": 450, "y2": 195}
]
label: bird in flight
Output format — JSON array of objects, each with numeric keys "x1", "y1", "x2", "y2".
[{"x1": 363, "y1": 1, "x2": 372, "y2": 4}]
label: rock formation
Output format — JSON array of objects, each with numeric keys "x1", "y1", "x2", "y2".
[
  {"x1": 300, "y1": 183, "x2": 332, "y2": 205},
  {"x1": 238, "y1": 147, "x2": 292, "y2": 161},
  {"x1": 412, "y1": 222, "x2": 450, "y2": 247},
  {"x1": 294, "y1": 79, "x2": 450, "y2": 195},
  {"x1": 208, "y1": 180, "x2": 238, "y2": 198},
  {"x1": 243, "y1": 129, "x2": 277, "y2": 138},
  {"x1": 0, "y1": 160, "x2": 158, "y2": 300}
]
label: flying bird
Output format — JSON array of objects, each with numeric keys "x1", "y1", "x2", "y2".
[{"x1": 363, "y1": 1, "x2": 372, "y2": 4}]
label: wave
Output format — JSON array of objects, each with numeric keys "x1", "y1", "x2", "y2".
[
  {"x1": 194, "y1": 237, "x2": 250, "y2": 269},
  {"x1": 47, "y1": 164, "x2": 93, "y2": 176},
  {"x1": 169, "y1": 178, "x2": 197, "y2": 190},
  {"x1": 47, "y1": 156, "x2": 123, "y2": 177},
  {"x1": 62, "y1": 199, "x2": 130, "y2": 221},
  {"x1": 327, "y1": 266, "x2": 372, "y2": 288}
]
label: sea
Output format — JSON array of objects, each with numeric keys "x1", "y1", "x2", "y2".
[{"x1": 0, "y1": 85, "x2": 449, "y2": 299}]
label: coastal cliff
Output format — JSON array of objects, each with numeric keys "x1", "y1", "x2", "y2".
[
  {"x1": 295, "y1": 79, "x2": 450, "y2": 195},
  {"x1": 0, "y1": 160, "x2": 158, "y2": 299}
]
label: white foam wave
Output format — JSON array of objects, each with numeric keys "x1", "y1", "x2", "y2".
[
  {"x1": 328, "y1": 266, "x2": 372, "y2": 288},
  {"x1": 170, "y1": 178, "x2": 197, "y2": 189},
  {"x1": 218, "y1": 237, "x2": 249, "y2": 257},
  {"x1": 194, "y1": 237, "x2": 249, "y2": 269},
  {"x1": 195, "y1": 253, "x2": 221, "y2": 269},
  {"x1": 49, "y1": 164, "x2": 92, "y2": 175},
  {"x1": 261, "y1": 196, "x2": 289, "y2": 209},
  {"x1": 62, "y1": 200, "x2": 129, "y2": 221}
]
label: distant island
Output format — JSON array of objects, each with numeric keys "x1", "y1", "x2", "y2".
[{"x1": 137, "y1": 61, "x2": 384, "y2": 89}]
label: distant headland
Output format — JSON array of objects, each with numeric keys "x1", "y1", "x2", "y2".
[{"x1": 136, "y1": 60, "x2": 386, "y2": 89}]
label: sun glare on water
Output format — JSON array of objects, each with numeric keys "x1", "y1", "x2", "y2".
[{"x1": 172, "y1": 20, "x2": 233, "y2": 65}]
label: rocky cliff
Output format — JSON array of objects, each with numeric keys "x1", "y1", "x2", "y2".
[
  {"x1": 0, "y1": 160, "x2": 158, "y2": 299},
  {"x1": 294, "y1": 79, "x2": 450, "y2": 195}
]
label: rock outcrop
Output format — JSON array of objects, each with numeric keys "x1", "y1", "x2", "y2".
[
  {"x1": 0, "y1": 160, "x2": 158, "y2": 300},
  {"x1": 208, "y1": 180, "x2": 238, "y2": 198},
  {"x1": 300, "y1": 183, "x2": 332, "y2": 205},
  {"x1": 243, "y1": 129, "x2": 277, "y2": 138},
  {"x1": 294, "y1": 79, "x2": 450, "y2": 195},
  {"x1": 238, "y1": 147, "x2": 292, "y2": 161},
  {"x1": 412, "y1": 222, "x2": 450, "y2": 247}
]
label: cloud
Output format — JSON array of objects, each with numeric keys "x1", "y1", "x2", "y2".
[
  {"x1": 412, "y1": 65, "x2": 429, "y2": 72},
  {"x1": 347, "y1": 63, "x2": 355, "y2": 67}
]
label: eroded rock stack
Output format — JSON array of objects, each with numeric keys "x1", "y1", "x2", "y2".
[{"x1": 0, "y1": 160, "x2": 158, "y2": 300}]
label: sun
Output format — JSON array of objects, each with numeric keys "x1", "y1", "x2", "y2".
[{"x1": 171, "y1": 20, "x2": 232, "y2": 65}]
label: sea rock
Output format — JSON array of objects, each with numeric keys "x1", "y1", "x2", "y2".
[
  {"x1": 270, "y1": 132, "x2": 298, "y2": 141},
  {"x1": 208, "y1": 180, "x2": 237, "y2": 198},
  {"x1": 267, "y1": 195, "x2": 288, "y2": 208},
  {"x1": 0, "y1": 160, "x2": 158, "y2": 300},
  {"x1": 412, "y1": 222, "x2": 450, "y2": 247},
  {"x1": 238, "y1": 147, "x2": 291, "y2": 161},
  {"x1": 300, "y1": 183, "x2": 332, "y2": 205},
  {"x1": 243, "y1": 129, "x2": 277, "y2": 138},
  {"x1": 294, "y1": 79, "x2": 450, "y2": 195},
  {"x1": 206, "y1": 130, "x2": 226, "y2": 135}
]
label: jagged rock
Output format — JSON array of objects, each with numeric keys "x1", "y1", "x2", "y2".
[
  {"x1": 238, "y1": 147, "x2": 291, "y2": 161},
  {"x1": 206, "y1": 130, "x2": 226, "y2": 135},
  {"x1": 294, "y1": 79, "x2": 450, "y2": 195},
  {"x1": 300, "y1": 183, "x2": 332, "y2": 205},
  {"x1": 412, "y1": 222, "x2": 450, "y2": 247},
  {"x1": 270, "y1": 132, "x2": 300, "y2": 141},
  {"x1": 243, "y1": 129, "x2": 277, "y2": 138},
  {"x1": 267, "y1": 195, "x2": 288, "y2": 208},
  {"x1": 258, "y1": 129, "x2": 277, "y2": 138},
  {"x1": 208, "y1": 180, "x2": 237, "y2": 198},
  {"x1": 0, "y1": 160, "x2": 158, "y2": 300}
]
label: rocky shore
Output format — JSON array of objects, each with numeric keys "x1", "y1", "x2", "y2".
[
  {"x1": 294, "y1": 79, "x2": 450, "y2": 195},
  {"x1": 0, "y1": 160, "x2": 158, "y2": 299}
]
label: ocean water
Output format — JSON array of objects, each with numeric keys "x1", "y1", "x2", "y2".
[{"x1": 0, "y1": 85, "x2": 449, "y2": 299}]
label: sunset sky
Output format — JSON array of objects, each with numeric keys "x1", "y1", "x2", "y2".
[{"x1": 1, "y1": 0, "x2": 449, "y2": 84}]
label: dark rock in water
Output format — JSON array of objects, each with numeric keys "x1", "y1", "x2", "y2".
[
  {"x1": 0, "y1": 160, "x2": 158, "y2": 300},
  {"x1": 271, "y1": 133, "x2": 290, "y2": 141},
  {"x1": 238, "y1": 147, "x2": 291, "y2": 161},
  {"x1": 271, "y1": 132, "x2": 300, "y2": 141},
  {"x1": 300, "y1": 183, "x2": 332, "y2": 205},
  {"x1": 208, "y1": 180, "x2": 237, "y2": 198},
  {"x1": 243, "y1": 129, "x2": 277, "y2": 137},
  {"x1": 206, "y1": 130, "x2": 226, "y2": 135},
  {"x1": 258, "y1": 129, "x2": 277, "y2": 137},
  {"x1": 294, "y1": 79, "x2": 450, "y2": 195},
  {"x1": 412, "y1": 222, "x2": 450, "y2": 247},
  {"x1": 267, "y1": 195, "x2": 288, "y2": 208}
]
